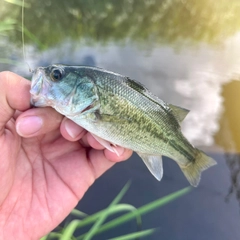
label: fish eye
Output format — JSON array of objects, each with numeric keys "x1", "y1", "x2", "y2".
[{"x1": 50, "y1": 68, "x2": 64, "y2": 81}]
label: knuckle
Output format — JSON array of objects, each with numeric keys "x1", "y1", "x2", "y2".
[
  {"x1": 0, "y1": 71, "x2": 10, "y2": 80},
  {"x1": 0, "y1": 71, "x2": 10, "y2": 87}
]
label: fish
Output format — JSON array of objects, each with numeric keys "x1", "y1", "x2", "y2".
[{"x1": 30, "y1": 64, "x2": 217, "y2": 187}]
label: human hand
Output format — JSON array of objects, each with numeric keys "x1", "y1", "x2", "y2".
[{"x1": 0, "y1": 72, "x2": 132, "y2": 240}]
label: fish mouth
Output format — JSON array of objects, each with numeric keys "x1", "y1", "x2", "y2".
[
  {"x1": 30, "y1": 68, "x2": 53, "y2": 107},
  {"x1": 30, "y1": 68, "x2": 43, "y2": 92},
  {"x1": 30, "y1": 95, "x2": 48, "y2": 107}
]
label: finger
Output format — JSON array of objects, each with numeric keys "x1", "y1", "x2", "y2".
[
  {"x1": 79, "y1": 133, "x2": 90, "y2": 147},
  {"x1": 88, "y1": 148, "x2": 133, "y2": 179},
  {"x1": 13, "y1": 110, "x2": 23, "y2": 120},
  {"x1": 16, "y1": 107, "x2": 63, "y2": 137},
  {"x1": 0, "y1": 72, "x2": 31, "y2": 136},
  {"x1": 60, "y1": 118, "x2": 86, "y2": 141}
]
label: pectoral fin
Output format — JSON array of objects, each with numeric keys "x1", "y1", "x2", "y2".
[
  {"x1": 137, "y1": 153, "x2": 163, "y2": 181},
  {"x1": 91, "y1": 134, "x2": 122, "y2": 156}
]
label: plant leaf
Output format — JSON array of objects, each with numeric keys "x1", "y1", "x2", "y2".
[
  {"x1": 71, "y1": 209, "x2": 88, "y2": 218},
  {"x1": 108, "y1": 228, "x2": 157, "y2": 240},
  {"x1": 83, "y1": 181, "x2": 131, "y2": 240},
  {"x1": 77, "y1": 186, "x2": 191, "y2": 239},
  {"x1": 60, "y1": 220, "x2": 82, "y2": 240}
]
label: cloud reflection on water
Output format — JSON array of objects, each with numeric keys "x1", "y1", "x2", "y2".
[{"x1": 11, "y1": 33, "x2": 240, "y2": 153}]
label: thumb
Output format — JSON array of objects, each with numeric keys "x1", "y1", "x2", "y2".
[
  {"x1": 0, "y1": 72, "x2": 31, "y2": 136},
  {"x1": 16, "y1": 107, "x2": 63, "y2": 137}
]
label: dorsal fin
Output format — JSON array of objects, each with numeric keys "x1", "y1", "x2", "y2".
[
  {"x1": 125, "y1": 77, "x2": 148, "y2": 93},
  {"x1": 124, "y1": 77, "x2": 167, "y2": 107},
  {"x1": 124, "y1": 77, "x2": 189, "y2": 124},
  {"x1": 168, "y1": 104, "x2": 189, "y2": 123}
]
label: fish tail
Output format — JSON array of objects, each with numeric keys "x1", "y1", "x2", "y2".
[{"x1": 179, "y1": 150, "x2": 217, "y2": 187}]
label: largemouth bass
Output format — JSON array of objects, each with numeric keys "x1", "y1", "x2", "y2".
[{"x1": 30, "y1": 64, "x2": 216, "y2": 186}]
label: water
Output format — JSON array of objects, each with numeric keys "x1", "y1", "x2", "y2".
[{"x1": 1, "y1": 0, "x2": 240, "y2": 239}]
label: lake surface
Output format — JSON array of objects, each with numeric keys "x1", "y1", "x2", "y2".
[{"x1": 1, "y1": 0, "x2": 240, "y2": 239}]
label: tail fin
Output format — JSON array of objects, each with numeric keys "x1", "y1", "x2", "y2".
[{"x1": 179, "y1": 150, "x2": 217, "y2": 187}]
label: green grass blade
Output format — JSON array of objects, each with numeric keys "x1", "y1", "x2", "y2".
[
  {"x1": 58, "y1": 183, "x2": 132, "y2": 239},
  {"x1": 60, "y1": 219, "x2": 82, "y2": 240},
  {"x1": 40, "y1": 236, "x2": 48, "y2": 240},
  {"x1": 24, "y1": 27, "x2": 46, "y2": 49},
  {"x1": 77, "y1": 187, "x2": 191, "y2": 239},
  {"x1": 17, "y1": 26, "x2": 46, "y2": 50},
  {"x1": 108, "y1": 181, "x2": 131, "y2": 206},
  {"x1": 71, "y1": 209, "x2": 88, "y2": 218},
  {"x1": 41, "y1": 232, "x2": 63, "y2": 240},
  {"x1": 108, "y1": 228, "x2": 157, "y2": 240},
  {"x1": 83, "y1": 182, "x2": 131, "y2": 240},
  {"x1": 65, "y1": 208, "x2": 106, "y2": 229},
  {"x1": 99, "y1": 187, "x2": 191, "y2": 233},
  {"x1": 76, "y1": 203, "x2": 141, "y2": 231},
  {"x1": 68, "y1": 186, "x2": 133, "y2": 230},
  {"x1": 60, "y1": 204, "x2": 141, "y2": 240},
  {"x1": 0, "y1": 19, "x2": 16, "y2": 33}
]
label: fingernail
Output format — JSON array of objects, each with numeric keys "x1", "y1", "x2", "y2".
[
  {"x1": 65, "y1": 119, "x2": 83, "y2": 139},
  {"x1": 16, "y1": 116, "x2": 43, "y2": 136}
]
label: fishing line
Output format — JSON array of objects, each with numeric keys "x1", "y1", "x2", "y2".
[{"x1": 22, "y1": 0, "x2": 33, "y2": 73}]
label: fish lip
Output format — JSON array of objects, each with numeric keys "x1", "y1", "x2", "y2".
[
  {"x1": 30, "y1": 68, "x2": 43, "y2": 92},
  {"x1": 30, "y1": 95, "x2": 45, "y2": 107},
  {"x1": 30, "y1": 67, "x2": 49, "y2": 106}
]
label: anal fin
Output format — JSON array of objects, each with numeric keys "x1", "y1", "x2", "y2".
[{"x1": 137, "y1": 153, "x2": 163, "y2": 181}]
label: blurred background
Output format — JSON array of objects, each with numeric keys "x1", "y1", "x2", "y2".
[{"x1": 1, "y1": 0, "x2": 240, "y2": 239}]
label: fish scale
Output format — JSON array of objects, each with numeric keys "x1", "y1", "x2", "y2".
[
  {"x1": 94, "y1": 75, "x2": 181, "y2": 154},
  {"x1": 30, "y1": 64, "x2": 216, "y2": 187}
]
